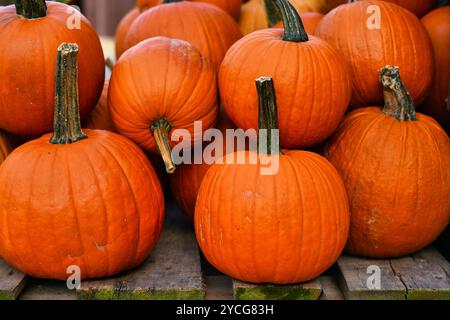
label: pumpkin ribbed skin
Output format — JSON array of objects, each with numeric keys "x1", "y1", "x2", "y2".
[
  {"x1": 315, "y1": 1, "x2": 434, "y2": 107},
  {"x1": 83, "y1": 81, "x2": 116, "y2": 132},
  {"x1": 421, "y1": 6, "x2": 450, "y2": 127},
  {"x1": 108, "y1": 37, "x2": 218, "y2": 154},
  {"x1": 115, "y1": 8, "x2": 140, "y2": 59},
  {"x1": 220, "y1": 30, "x2": 352, "y2": 148},
  {"x1": 273, "y1": 12, "x2": 324, "y2": 34},
  {"x1": 125, "y1": 2, "x2": 242, "y2": 68},
  {"x1": 0, "y1": 130, "x2": 12, "y2": 164},
  {"x1": 381, "y1": 0, "x2": 436, "y2": 17},
  {"x1": 195, "y1": 150, "x2": 350, "y2": 284},
  {"x1": 193, "y1": 0, "x2": 242, "y2": 20},
  {"x1": 0, "y1": 130, "x2": 165, "y2": 280},
  {"x1": 239, "y1": 0, "x2": 268, "y2": 35},
  {"x1": 0, "y1": 2, "x2": 104, "y2": 136},
  {"x1": 325, "y1": 108, "x2": 450, "y2": 258}
]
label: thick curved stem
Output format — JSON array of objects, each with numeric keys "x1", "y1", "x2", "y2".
[
  {"x1": 264, "y1": 0, "x2": 281, "y2": 27},
  {"x1": 151, "y1": 119, "x2": 176, "y2": 174},
  {"x1": 15, "y1": 0, "x2": 47, "y2": 19},
  {"x1": 380, "y1": 65, "x2": 416, "y2": 121},
  {"x1": 50, "y1": 43, "x2": 88, "y2": 145},
  {"x1": 256, "y1": 77, "x2": 281, "y2": 155},
  {"x1": 273, "y1": 0, "x2": 308, "y2": 42}
]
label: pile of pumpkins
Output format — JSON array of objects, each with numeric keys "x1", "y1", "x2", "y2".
[{"x1": 0, "y1": 0, "x2": 449, "y2": 286}]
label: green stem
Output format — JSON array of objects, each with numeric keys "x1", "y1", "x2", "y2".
[
  {"x1": 273, "y1": 0, "x2": 308, "y2": 42},
  {"x1": 50, "y1": 43, "x2": 88, "y2": 145},
  {"x1": 264, "y1": 0, "x2": 282, "y2": 27},
  {"x1": 151, "y1": 119, "x2": 176, "y2": 174},
  {"x1": 15, "y1": 0, "x2": 47, "y2": 19},
  {"x1": 380, "y1": 65, "x2": 417, "y2": 121},
  {"x1": 256, "y1": 77, "x2": 280, "y2": 155},
  {"x1": 163, "y1": 0, "x2": 181, "y2": 3}
]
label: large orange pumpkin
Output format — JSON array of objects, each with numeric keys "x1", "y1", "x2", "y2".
[
  {"x1": 380, "y1": 0, "x2": 436, "y2": 17},
  {"x1": 0, "y1": 130, "x2": 12, "y2": 164},
  {"x1": 421, "y1": 6, "x2": 450, "y2": 127},
  {"x1": 169, "y1": 112, "x2": 237, "y2": 220},
  {"x1": 125, "y1": 0, "x2": 242, "y2": 68},
  {"x1": 325, "y1": 66, "x2": 450, "y2": 258},
  {"x1": 220, "y1": 0, "x2": 351, "y2": 149},
  {"x1": 315, "y1": 1, "x2": 434, "y2": 108},
  {"x1": 0, "y1": 0, "x2": 104, "y2": 136},
  {"x1": 83, "y1": 80, "x2": 116, "y2": 132},
  {"x1": 108, "y1": 37, "x2": 218, "y2": 173},
  {"x1": 195, "y1": 77, "x2": 350, "y2": 284},
  {"x1": 0, "y1": 43, "x2": 164, "y2": 280}
]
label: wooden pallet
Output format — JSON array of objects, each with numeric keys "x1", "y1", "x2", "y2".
[{"x1": 337, "y1": 247, "x2": 450, "y2": 300}]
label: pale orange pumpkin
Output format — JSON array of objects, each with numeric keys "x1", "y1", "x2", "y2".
[
  {"x1": 83, "y1": 80, "x2": 116, "y2": 132},
  {"x1": 0, "y1": 130, "x2": 12, "y2": 164}
]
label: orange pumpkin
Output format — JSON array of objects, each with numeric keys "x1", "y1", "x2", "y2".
[
  {"x1": 125, "y1": 0, "x2": 242, "y2": 68},
  {"x1": 0, "y1": 0, "x2": 104, "y2": 136},
  {"x1": 83, "y1": 80, "x2": 116, "y2": 132},
  {"x1": 325, "y1": 66, "x2": 450, "y2": 258},
  {"x1": 381, "y1": 0, "x2": 436, "y2": 17},
  {"x1": 0, "y1": 43, "x2": 164, "y2": 280},
  {"x1": 315, "y1": 1, "x2": 434, "y2": 108},
  {"x1": 169, "y1": 112, "x2": 237, "y2": 220},
  {"x1": 421, "y1": 6, "x2": 450, "y2": 127},
  {"x1": 0, "y1": 130, "x2": 12, "y2": 164},
  {"x1": 136, "y1": 0, "x2": 162, "y2": 11},
  {"x1": 220, "y1": 0, "x2": 351, "y2": 149},
  {"x1": 108, "y1": 37, "x2": 218, "y2": 173},
  {"x1": 195, "y1": 77, "x2": 350, "y2": 284},
  {"x1": 273, "y1": 11, "x2": 324, "y2": 34}
]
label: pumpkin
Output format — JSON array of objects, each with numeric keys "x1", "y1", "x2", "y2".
[
  {"x1": 239, "y1": 0, "x2": 344, "y2": 35},
  {"x1": 273, "y1": 11, "x2": 324, "y2": 34},
  {"x1": 421, "y1": 6, "x2": 450, "y2": 127},
  {"x1": 220, "y1": 0, "x2": 352, "y2": 149},
  {"x1": 315, "y1": 1, "x2": 434, "y2": 108},
  {"x1": 380, "y1": 0, "x2": 436, "y2": 17},
  {"x1": 125, "y1": 0, "x2": 242, "y2": 68},
  {"x1": 108, "y1": 37, "x2": 218, "y2": 173},
  {"x1": 195, "y1": 77, "x2": 350, "y2": 284},
  {"x1": 0, "y1": 43, "x2": 164, "y2": 280},
  {"x1": 115, "y1": 8, "x2": 140, "y2": 59},
  {"x1": 0, "y1": 0, "x2": 105, "y2": 136},
  {"x1": 325, "y1": 66, "x2": 450, "y2": 258},
  {"x1": 169, "y1": 112, "x2": 237, "y2": 220},
  {"x1": 192, "y1": 0, "x2": 242, "y2": 20},
  {"x1": 136, "y1": 0, "x2": 162, "y2": 11},
  {"x1": 83, "y1": 80, "x2": 116, "y2": 132},
  {"x1": 0, "y1": 130, "x2": 12, "y2": 164}
]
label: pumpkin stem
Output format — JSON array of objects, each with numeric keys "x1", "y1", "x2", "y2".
[
  {"x1": 264, "y1": 0, "x2": 282, "y2": 27},
  {"x1": 273, "y1": 0, "x2": 308, "y2": 42},
  {"x1": 15, "y1": 0, "x2": 47, "y2": 19},
  {"x1": 256, "y1": 77, "x2": 280, "y2": 155},
  {"x1": 50, "y1": 43, "x2": 88, "y2": 145},
  {"x1": 163, "y1": 0, "x2": 182, "y2": 3},
  {"x1": 380, "y1": 65, "x2": 417, "y2": 121},
  {"x1": 151, "y1": 119, "x2": 176, "y2": 174}
]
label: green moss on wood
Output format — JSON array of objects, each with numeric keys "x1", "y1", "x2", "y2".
[
  {"x1": 77, "y1": 288, "x2": 205, "y2": 300},
  {"x1": 0, "y1": 291, "x2": 16, "y2": 300},
  {"x1": 234, "y1": 286, "x2": 321, "y2": 300},
  {"x1": 407, "y1": 289, "x2": 450, "y2": 301}
]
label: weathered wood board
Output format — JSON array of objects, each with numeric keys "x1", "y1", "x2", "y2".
[
  {"x1": 0, "y1": 258, "x2": 27, "y2": 300},
  {"x1": 337, "y1": 247, "x2": 450, "y2": 300},
  {"x1": 77, "y1": 202, "x2": 206, "y2": 300},
  {"x1": 319, "y1": 276, "x2": 344, "y2": 300},
  {"x1": 233, "y1": 278, "x2": 322, "y2": 300}
]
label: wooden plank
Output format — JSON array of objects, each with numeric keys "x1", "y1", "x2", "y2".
[
  {"x1": 0, "y1": 258, "x2": 27, "y2": 300},
  {"x1": 77, "y1": 202, "x2": 206, "y2": 300},
  {"x1": 319, "y1": 276, "x2": 344, "y2": 300},
  {"x1": 391, "y1": 249, "x2": 450, "y2": 300},
  {"x1": 233, "y1": 279, "x2": 322, "y2": 300},
  {"x1": 205, "y1": 276, "x2": 233, "y2": 300},
  {"x1": 413, "y1": 247, "x2": 450, "y2": 277},
  {"x1": 19, "y1": 280, "x2": 76, "y2": 300},
  {"x1": 336, "y1": 255, "x2": 406, "y2": 300}
]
